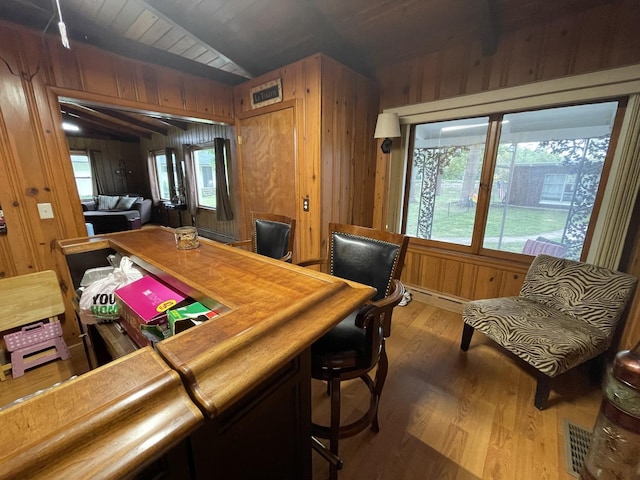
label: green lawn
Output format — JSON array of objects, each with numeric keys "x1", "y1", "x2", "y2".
[{"x1": 406, "y1": 200, "x2": 568, "y2": 251}]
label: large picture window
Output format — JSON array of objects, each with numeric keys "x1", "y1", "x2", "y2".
[{"x1": 403, "y1": 101, "x2": 623, "y2": 260}]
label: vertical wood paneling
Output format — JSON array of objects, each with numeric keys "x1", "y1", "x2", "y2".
[
  {"x1": 538, "y1": 17, "x2": 578, "y2": 80},
  {"x1": 157, "y1": 69, "x2": 185, "y2": 110},
  {"x1": 76, "y1": 48, "x2": 119, "y2": 97},
  {"x1": 0, "y1": 20, "x2": 234, "y2": 349},
  {"x1": 353, "y1": 74, "x2": 379, "y2": 226},
  {"x1": 503, "y1": 26, "x2": 544, "y2": 87},
  {"x1": 474, "y1": 266, "x2": 503, "y2": 300},
  {"x1": 465, "y1": 43, "x2": 491, "y2": 95},
  {"x1": 65, "y1": 137, "x2": 144, "y2": 196},
  {"x1": 139, "y1": 66, "x2": 160, "y2": 106},
  {"x1": 299, "y1": 58, "x2": 322, "y2": 260},
  {"x1": 46, "y1": 40, "x2": 83, "y2": 92},
  {"x1": 572, "y1": 5, "x2": 614, "y2": 73},
  {"x1": 114, "y1": 57, "x2": 139, "y2": 101},
  {"x1": 604, "y1": 1, "x2": 640, "y2": 68},
  {"x1": 194, "y1": 77, "x2": 214, "y2": 115},
  {"x1": 439, "y1": 45, "x2": 468, "y2": 99},
  {"x1": 441, "y1": 259, "x2": 463, "y2": 295}
]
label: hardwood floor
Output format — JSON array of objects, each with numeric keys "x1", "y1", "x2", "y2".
[
  {"x1": 311, "y1": 298, "x2": 602, "y2": 480},
  {"x1": 1, "y1": 299, "x2": 602, "y2": 479}
]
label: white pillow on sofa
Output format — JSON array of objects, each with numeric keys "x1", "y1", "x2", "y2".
[
  {"x1": 96, "y1": 195, "x2": 120, "y2": 210},
  {"x1": 115, "y1": 196, "x2": 138, "y2": 210}
]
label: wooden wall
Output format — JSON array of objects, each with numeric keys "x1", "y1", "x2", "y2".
[
  {"x1": 372, "y1": 0, "x2": 640, "y2": 347},
  {"x1": 233, "y1": 54, "x2": 378, "y2": 261},
  {"x1": 320, "y1": 57, "x2": 379, "y2": 240},
  {"x1": 65, "y1": 137, "x2": 147, "y2": 198},
  {"x1": 0, "y1": 20, "x2": 234, "y2": 346},
  {"x1": 376, "y1": 0, "x2": 640, "y2": 109}
]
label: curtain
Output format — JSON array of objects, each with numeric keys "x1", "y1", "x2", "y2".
[
  {"x1": 89, "y1": 150, "x2": 106, "y2": 195},
  {"x1": 590, "y1": 94, "x2": 640, "y2": 269},
  {"x1": 147, "y1": 150, "x2": 161, "y2": 206},
  {"x1": 215, "y1": 137, "x2": 234, "y2": 221},
  {"x1": 165, "y1": 147, "x2": 176, "y2": 202},
  {"x1": 183, "y1": 144, "x2": 199, "y2": 217}
]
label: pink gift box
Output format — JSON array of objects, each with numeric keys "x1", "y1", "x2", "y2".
[{"x1": 115, "y1": 276, "x2": 186, "y2": 347}]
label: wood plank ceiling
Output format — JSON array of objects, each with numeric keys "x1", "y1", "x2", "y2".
[
  {"x1": 0, "y1": 0, "x2": 617, "y2": 86},
  {"x1": 0, "y1": 0, "x2": 618, "y2": 141}
]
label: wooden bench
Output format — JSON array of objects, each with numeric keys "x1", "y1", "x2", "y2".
[
  {"x1": 0, "y1": 270, "x2": 69, "y2": 381},
  {"x1": 522, "y1": 237, "x2": 567, "y2": 258}
]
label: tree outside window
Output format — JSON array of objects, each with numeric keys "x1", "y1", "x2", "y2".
[{"x1": 404, "y1": 101, "x2": 621, "y2": 260}]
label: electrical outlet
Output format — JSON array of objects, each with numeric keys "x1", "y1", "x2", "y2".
[
  {"x1": 37, "y1": 203, "x2": 54, "y2": 219},
  {"x1": 303, "y1": 197, "x2": 309, "y2": 212}
]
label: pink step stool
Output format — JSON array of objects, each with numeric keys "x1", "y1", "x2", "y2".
[{"x1": 3, "y1": 321, "x2": 70, "y2": 378}]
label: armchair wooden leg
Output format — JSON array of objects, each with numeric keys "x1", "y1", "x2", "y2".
[
  {"x1": 329, "y1": 377, "x2": 341, "y2": 480},
  {"x1": 371, "y1": 342, "x2": 389, "y2": 433},
  {"x1": 460, "y1": 323, "x2": 475, "y2": 351},
  {"x1": 534, "y1": 373, "x2": 552, "y2": 410}
]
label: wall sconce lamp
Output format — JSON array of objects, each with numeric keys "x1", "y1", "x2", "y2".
[{"x1": 374, "y1": 112, "x2": 401, "y2": 154}]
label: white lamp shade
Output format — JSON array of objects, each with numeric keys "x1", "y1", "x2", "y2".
[{"x1": 374, "y1": 112, "x2": 400, "y2": 138}]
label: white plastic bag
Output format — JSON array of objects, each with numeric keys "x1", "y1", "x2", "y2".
[{"x1": 79, "y1": 257, "x2": 144, "y2": 324}]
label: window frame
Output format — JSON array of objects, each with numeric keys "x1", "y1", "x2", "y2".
[
  {"x1": 191, "y1": 143, "x2": 217, "y2": 211},
  {"x1": 399, "y1": 99, "x2": 628, "y2": 262},
  {"x1": 153, "y1": 149, "x2": 177, "y2": 202},
  {"x1": 69, "y1": 149, "x2": 94, "y2": 200}
]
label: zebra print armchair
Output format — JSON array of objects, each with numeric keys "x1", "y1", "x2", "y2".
[{"x1": 460, "y1": 254, "x2": 637, "y2": 409}]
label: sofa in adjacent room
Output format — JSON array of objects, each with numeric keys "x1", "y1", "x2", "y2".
[{"x1": 82, "y1": 194, "x2": 153, "y2": 234}]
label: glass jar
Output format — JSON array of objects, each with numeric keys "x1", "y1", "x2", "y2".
[
  {"x1": 174, "y1": 226, "x2": 199, "y2": 250},
  {"x1": 581, "y1": 342, "x2": 640, "y2": 480}
]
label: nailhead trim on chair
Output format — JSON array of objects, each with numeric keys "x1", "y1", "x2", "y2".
[{"x1": 329, "y1": 232, "x2": 401, "y2": 298}]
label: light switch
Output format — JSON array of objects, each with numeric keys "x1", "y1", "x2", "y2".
[{"x1": 37, "y1": 203, "x2": 54, "y2": 219}]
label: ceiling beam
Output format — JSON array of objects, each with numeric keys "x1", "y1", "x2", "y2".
[
  {"x1": 155, "y1": 118, "x2": 188, "y2": 131},
  {"x1": 477, "y1": 0, "x2": 500, "y2": 56},
  {"x1": 90, "y1": 106, "x2": 169, "y2": 136},
  {"x1": 62, "y1": 112, "x2": 141, "y2": 141},
  {"x1": 45, "y1": 6, "x2": 248, "y2": 86},
  {"x1": 62, "y1": 105, "x2": 152, "y2": 139},
  {"x1": 141, "y1": 0, "x2": 269, "y2": 77},
  {"x1": 138, "y1": 0, "x2": 253, "y2": 79}
]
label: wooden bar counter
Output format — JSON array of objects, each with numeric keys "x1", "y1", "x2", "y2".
[{"x1": 1, "y1": 227, "x2": 374, "y2": 479}]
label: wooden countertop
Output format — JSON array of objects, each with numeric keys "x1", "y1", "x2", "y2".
[
  {"x1": 59, "y1": 227, "x2": 376, "y2": 418},
  {"x1": 0, "y1": 348, "x2": 203, "y2": 479}
]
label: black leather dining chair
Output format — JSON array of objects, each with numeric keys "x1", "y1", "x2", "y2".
[
  {"x1": 298, "y1": 223, "x2": 409, "y2": 479},
  {"x1": 231, "y1": 211, "x2": 296, "y2": 262}
]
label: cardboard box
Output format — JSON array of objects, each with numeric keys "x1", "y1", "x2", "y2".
[
  {"x1": 115, "y1": 276, "x2": 186, "y2": 347},
  {"x1": 166, "y1": 301, "x2": 222, "y2": 335}
]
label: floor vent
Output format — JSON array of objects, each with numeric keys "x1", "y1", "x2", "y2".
[{"x1": 563, "y1": 420, "x2": 593, "y2": 478}]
